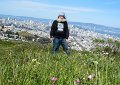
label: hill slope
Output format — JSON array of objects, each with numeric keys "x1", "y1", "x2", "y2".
[{"x1": 0, "y1": 40, "x2": 120, "y2": 85}]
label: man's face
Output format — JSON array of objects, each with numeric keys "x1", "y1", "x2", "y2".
[{"x1": 59, "y1": 16, "x2": 64, "y2": 19}]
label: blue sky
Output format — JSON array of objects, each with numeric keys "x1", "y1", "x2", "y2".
[{"x1": 0, "y1": 0, "x2": 120, "y2": 28}]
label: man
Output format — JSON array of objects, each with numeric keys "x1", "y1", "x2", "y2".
[{"x1": 50, "y1": 12, "x2": 69, "y2": 54}]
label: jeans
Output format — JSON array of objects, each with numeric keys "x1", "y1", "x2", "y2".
[{"x1": 52, "y1": 37, "x2": 68, "y2": 53}]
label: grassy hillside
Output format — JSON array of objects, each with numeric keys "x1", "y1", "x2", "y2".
[{"x1": 0, "y1": 40, "x2": 120, "y2": 85}]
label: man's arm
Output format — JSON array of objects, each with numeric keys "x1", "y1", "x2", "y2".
[
  {"x1": 65, "y1": 21, "x2": 69, "y2": 39},
  {"x1": 50, "y1": 21, "x2": 56, "y2": 38},
  {"x1": 50, "y1": 20, "x2": 56, "y2": 42}
]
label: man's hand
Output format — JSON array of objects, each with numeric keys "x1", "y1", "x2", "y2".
[
  {"x1": 50, "y1": 38, "x2": 54, "y2": 43},
  {"x1": 66, "y1": 39, "x2": 69, "y2": 43}
]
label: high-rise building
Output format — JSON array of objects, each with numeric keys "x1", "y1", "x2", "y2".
[
  {"x1": 49, "y1": 20, "x2": 52, "y2": 26},
  {"x1": 7, "y1": 17, "x2": 10, "y2": 20}
]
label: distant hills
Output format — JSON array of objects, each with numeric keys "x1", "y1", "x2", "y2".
[
  {"x1": 0, "y1": 14, "x2": 120, "y2": 38},
  {"x1": 0, "y1": 14, "x2": 50, "y2": 23},
  {"x1": 69, "y1": 22, "x2": 120, "y2": 38}
]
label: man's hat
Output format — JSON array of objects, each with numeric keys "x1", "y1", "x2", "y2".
[{"x1": 58, "y1": 12, "x2": 66, "y2": 18}]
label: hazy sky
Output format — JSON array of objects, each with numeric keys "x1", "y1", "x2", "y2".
[{"x1": 0, "y1": 0, "x2": 120, "y2": 28}]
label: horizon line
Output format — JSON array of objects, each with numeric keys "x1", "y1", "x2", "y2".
[{"x1": 0, "y1": 13, "x2": 120, "y2": 29}]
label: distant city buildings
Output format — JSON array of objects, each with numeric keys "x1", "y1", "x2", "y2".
[{"x1": 0, "y1": 17, "x2": 120, "y2": 51}]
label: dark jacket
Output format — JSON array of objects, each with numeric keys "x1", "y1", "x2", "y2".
[{"x1": 50, "y1": 20, "x2": 69, "y2": 39}]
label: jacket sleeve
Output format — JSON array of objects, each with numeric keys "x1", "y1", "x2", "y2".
[
  {"x1": 50, "y1": 20, "x2": 56, "y2": 38},
  {"x1": 65, "y1": 21, "x2": 69, "y2": 39}
]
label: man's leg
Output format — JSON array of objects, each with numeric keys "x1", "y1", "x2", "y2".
[
  {"x1": 52, "y1": 38, "x2": 60, "y2": 53},
  {"x1": 61, "y1": 38, "x2": 69, "y2": 54}
]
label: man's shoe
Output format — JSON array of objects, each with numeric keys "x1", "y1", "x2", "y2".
[{"x1": 64, "y1": 50, "x2": 70, "y2": 55}]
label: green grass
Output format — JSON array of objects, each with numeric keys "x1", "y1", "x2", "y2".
[{"x1": 0, "y1": 40, "x2": 120, "y2": 85}]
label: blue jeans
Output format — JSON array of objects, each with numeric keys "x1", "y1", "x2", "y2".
[{"x1": 52, "y1": 37, "x2": 68, "y2": 52}]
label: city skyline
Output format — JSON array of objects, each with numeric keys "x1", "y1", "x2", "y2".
[{"x1": 0, "y1": 0, "x2": 120, "y2": 28}]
